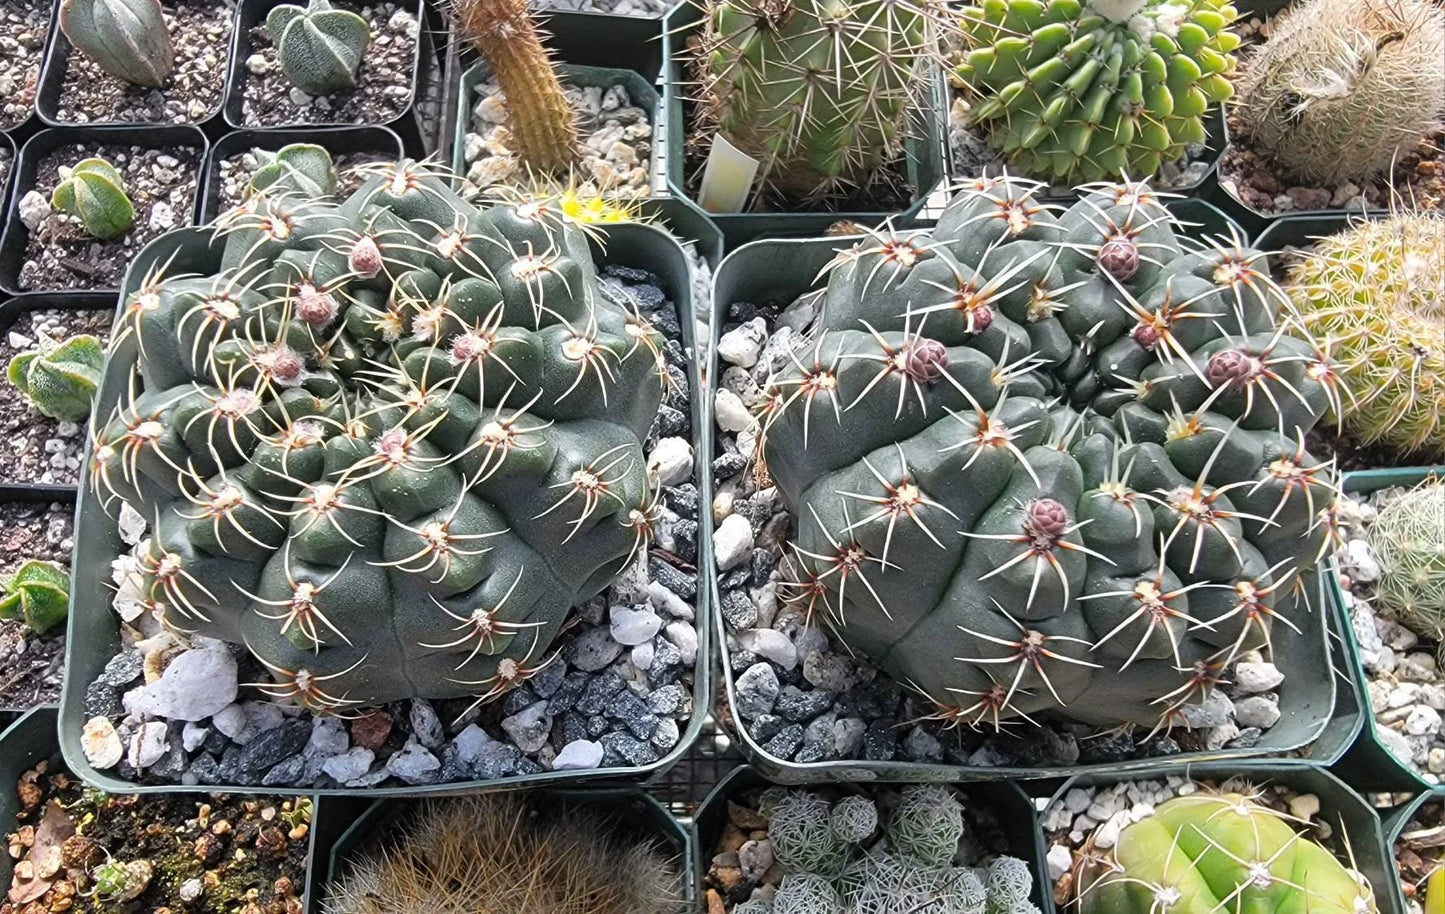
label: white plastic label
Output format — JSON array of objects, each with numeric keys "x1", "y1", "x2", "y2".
[{"x1": 697, "y1": 134, "x2": 759, "y2": 213}]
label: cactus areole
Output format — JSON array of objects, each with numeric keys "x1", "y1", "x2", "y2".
[
  {"x1": 92, "y1": 161, "x2": 672, "y2": 712},
  {"x1": 757, "y1": 177, "x2": 1342, "y2": 735}
]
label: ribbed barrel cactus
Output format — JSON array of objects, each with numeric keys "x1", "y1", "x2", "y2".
[
  {"x1": 91, "y1": 160, "x2": 670, "y2": 711},
  {"x1": 757, "y1": 176, "x2": 1340, "y2": 734},
  {"x1": 1073, "y1": 791, "x2": 1378, "y2": 912}
]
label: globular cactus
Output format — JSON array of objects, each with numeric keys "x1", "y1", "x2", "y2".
[
  {"x1": 955, "y1": 0, "x2": 1239, "y2": 184},
  {"x1": 1234, "y1": 0, "x2": 1445, "y2": 186},
  {"x1": 58, "y1": 0, "x2": 175, "y2": 88},
  {"x1": 0, "y1": 561, "x2": 71, "y2": 634},
  {"x1": 51, "y1": 157, "x2": 135, "y2": 241},
  {"x1": 774, "y1": 875, "x2": 843, "y2": 914},
  {"x1": 890, "y1": 785, "x2": 966, "y2": 870},
  {"x1": 831, "y1": 796, "x2": 879, "y2": 844},
  {"x1": 90, "y1": 160, "x2": 670, "y2": 711},
  {"x1": 1368, "y1": 479, "x2": 1445, "y2": 643},
  {"x1": 249, "y1": 143, "x2": 338, "y2": 198},
  {"x1": 757, "y1": 176, "x2": 1342, "y2": 736},
  {"x1": 1283, "y1": 211, "x2": 1445, "y2": 457},
  {"x1": 690, "y1": 0, "x2": 947, "y2": 203},
  {"x1": 7, "y1": 331, "x2": 104, "y2": 421},
  {"x1": 770, "y1": 791, "x2": 851, "y2": 876},
  {"x1": 1073, "y1": 791, "x2": 1378, "y2": 913},
  {"x1": 267, "y1": 0, "x2": 372, "y2": 97}
]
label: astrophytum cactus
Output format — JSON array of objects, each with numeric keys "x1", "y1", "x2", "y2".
[
  {"x1": 7, "y1": 332, "x2": 104, "y2": 421},
  {"x1": 757, "y1": 176, "x2": 1341, "y2": 735},
  {"x1": 58, "y1": 0, "x2": 175, "y2": 87},
  {"x1": 90, "y1": 160, "x2": 671, "y2": 711},
  {"x1": 52, "y1": 157, "x2": 135, "y2": 241},
  {"x1": 0, "y1": 561, "x2": 71, "y2": 635},
  {"x1": 267, "y1": 0, "x2": 372, "y2": 97},
  {"x1": 249, "y1": 143, "x2": 339, "y2": 199}
]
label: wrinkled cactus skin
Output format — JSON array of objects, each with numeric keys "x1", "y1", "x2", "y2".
[
  {"x1": 758, "y1": 177, "x2": 1340, "y2": 734},
  {"x1": 1075, "y1": 792, "x2": 1377, "y2": 913},
  {"x1": 92, "y1": 161, "x2": 669, "y2": 711},
  {"x1": 267, "y1": 0, "x2": 372, "y2": 97}
]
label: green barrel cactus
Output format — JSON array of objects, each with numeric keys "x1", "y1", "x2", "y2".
[
  {"x1": 248, "y1": 143, "x2": 339, "y2": 198},
  {"x1": 1074, "y1": 791, "x2": 1377, "y2": 912},
  {"x1": 7, "y1": 332, "x2": 104, "y2": 421},
  {"x1": 58, "y1": 0, "x2": 175, "y2": 88},
  {"x1": 0, "y1": 561, "x2": 71, "y2": 634},
  {"x1": 267, "y1": 0, "x2": 372, "y2": 97},
  {"x1": 955, "y1": 0, "x2": 1239, "y2": 184},
  {"x1": 52, "y1": 157, "x2": 135, "y2": 241},
  {"x1": 91, "y1": 160, "x2": 670, "y2": 711},
  {"x1": 757, "y1": 176, "x2": 1340, "y2": 734},
  {"x1": 1368, "y1": 479, "x2": 1445, "y2": 643}
]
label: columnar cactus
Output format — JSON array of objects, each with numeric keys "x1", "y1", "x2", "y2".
[
  {"x1": 7, "y1": 332, "x2": 103, "y2": 421},
  {"x1": 248, "y1": 143, "x2": 338, "y2": 198},
  {"x1": 52, "y1": 158, "x2": 135, "y2": 241},
  {"x1": 1073, "y1": 791, "x2": 1378, "y2": 912},
  {"x1": 1234, "y1": 0, "x2": 1445, "y2": 186},
  {"x1": 0, "y1": 561, "x2": 71, "y2": 634},
  {"x1": 267, "y1": 0, "x2": 372, "y2": 97},
  {"x1": 91, "y1": 160, "x2": 670, "y2": 710},
  {"x1": 1283, "y1": 211, "x2": 1445, "y2": 457},
  {"x1": 690, "y1": 0, "x2": 946, "y2": 202},
  {"x1": 757, "y1": 176, "x2": 1341, "y2": 734},
  {"x1": 955, "y1": 0, "x2": 1239, "y2": 184},
  {"x1": 58, "y1": 0, "x2": 175, "y2": 87},
  {"x1": 1368, "y1": 479, "x2": 1445, "y2": 643}
]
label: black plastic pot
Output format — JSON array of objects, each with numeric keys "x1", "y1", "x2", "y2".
[
  {"x1": 0, "y1": 125, "x2": 208, "y2": 297},
  {"x1": 0, "y1": 133, "x2": 15, "y2": 243},
  {"x1": 644, "y1": 195, "x2": 726, "y2": 272},
  {"x1": 1385, "y1": 792, "x2": 1442, "y2": 914},
  {"x1": 34, "y1": 0, "x2": 238, "y2": 131},
  {"x1": 1039, "y1": 762, "x2": 1399, "y2": 914},
  {"x1": 222, "y1": 0, "x2": 443, "y2": 157},
  {"x1": 198, "y1": 125, "x2": 405, "y2": 221}
]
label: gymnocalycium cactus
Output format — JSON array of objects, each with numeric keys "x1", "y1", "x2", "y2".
[
  {"x1": 1368, "y1": 479, "x2": 1445, "y2": 645},
  {"x1": 91, "y1": 159, "x2": 671, "y2": 711},
  {"x1": 52, "y1": 157, "x2": 135, "y2": 241},
  {"x1": 690, "y1": 0, "x2": 947, "y2": 203},
  {"x1": 1073, "y1": 790, "x2": 1378, "y2": 912},
  {"x1": 0, "y1": 561, "x2": 71, "y2": 634},
  {"x1": 955, "y1": 0, "x2": 1239, "y2": 185},
  {"x1": 267, "y1": 0, "x2": 372, "y2": 97},
  {"x1": 58, "y1": 0, "x2": 175, "y2": 88},
  {"x1": 757, "y1": 176, "x2": 1341, "y2": 735},
  {"x1": 8, "y1": 332, "x2": 104, "y2": 422},
  {"x1": 248, "y1": 143, "x2": 339, "y2": 199}
]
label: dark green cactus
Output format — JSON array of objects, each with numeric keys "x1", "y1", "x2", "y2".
[
  {"x1": 58, "y1": 0, "x2": 175, "y2": 88},
  {"x1": 91, "y1": 160, "x2": 670, "y2": 711},
  {"x1": 267, "y1": 0, "x2": 371, "y2": 96},
  {"x1": 757, "y1": 176, "x2": 1341, "y2": 735},
  {"x1": 0, "y1": 561, "x2": 71, "y2": 634}
]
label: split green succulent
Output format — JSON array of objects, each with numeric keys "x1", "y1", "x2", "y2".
[
  {"x1": 0, "y1": 561, "x2": 71, "y2": 635},
  {"x1": 267, "y1": 0, "x2": 372, "y2": 97},
  {"x1": 58, "y1": 0, "x2": 175, "y2": 88},
  {"x1": 52, "y1": 157, "x2": 135, "y2": 241},
  {"x1": 249, "y1": 143, "x2": 339, "y2": 199},
  {"x1": 7, "y1": 332, "x2": 104, "y2": 422}
]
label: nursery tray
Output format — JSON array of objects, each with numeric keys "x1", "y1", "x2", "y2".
[{"x1": 59, "y1": 215, "x2": 715, "y2": 797}]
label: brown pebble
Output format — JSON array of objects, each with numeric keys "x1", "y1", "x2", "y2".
[
  {"x1": 1249, "y1": 168, "x2": 1280, "y2": 194},
  {"x1": 717, "y1": 822, "x2": 747, "y2": 854},
  {"x1": 706, "y1": 889, "x2": 727, "y2": 914},
  {"x1": 727, "y1": 800, "x2": 767, "y2": 830},
  {"x1": 350, "y1": 709, "x2": 393, "y2": 750}
]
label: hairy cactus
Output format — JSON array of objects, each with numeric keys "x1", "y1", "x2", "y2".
[
  {"x1": 1234, "y1": 0, "x2": 1445, "y2": 186},
  {"x1": 774, "y1": 875, "x2": 843, "y2": 914},
  {"x1": 0, "y1": 561, "x2": 71, "y2": 634},
  {"x1": 757, "y1": 176, "x2": 1341, "y2": 735},
  {"x1": 91, "y1": 160, "x2": 670, "y2": 710},
  {"x1": 267, "y1": 0, "x2": 371, "y2": 97},
  {"x1": 1074, "y1": 791, "x2": 1378, "y2": 913},
  {"x1": 58, "y1": 0, "x2": 174, "y2": 87},
  {"x1": 891, "y1": 785, "x2": 966, "y2": 869},
  {"x1": 1283, "y1": 211, "x2": 1445, "y2": 457},
  {"x1": 52, "y1": 157, "x2": 135, "y2": 240},
  {"x1": 955, "y1": 0, "x2": 1239, "y2": 184},
  {"x1": 7, "y1": 331, "x2": 103, "y2": 421},
  {"x1": 831, "y1": 796, "x2": 879, "y2": 844},
  {"x1": 770, "y1": 791, "x2": 851, "y2": 876},
  {"x1": 690, "y1": 0, "x2": 946, "y2": 203},
  {"x1": 1368, "y1": 479, "x2": 1445, "y2": 643},
  {"x1": 249, "y1": 143, "x2": 338, "y2": 198}
]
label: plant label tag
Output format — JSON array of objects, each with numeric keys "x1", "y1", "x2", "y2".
[{"x1": 698, "y1": 134, "x2": 758, "y2": 213}]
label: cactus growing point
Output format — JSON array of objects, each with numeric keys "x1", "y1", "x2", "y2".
[{"x1": 58, "y1": 0, "x2": 175, "y2": 88}]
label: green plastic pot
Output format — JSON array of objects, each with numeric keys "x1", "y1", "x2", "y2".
[
  {"x1": 322, "y1": 786, "x2": 695, "y2": 911},
  {"x1": 59, "y1": 215, "x2": 715, "y2": 797},
  {"x1": 1384, "y1": 792, "x2": 1442, "y2": 914},
  {"x1": 1039, "y1": 761, "x2": 1399, "y2": 914}
]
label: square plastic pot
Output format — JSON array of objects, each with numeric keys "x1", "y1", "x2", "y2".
[
  {"x1": 1384, "y1": 792, "x2": 1441, "y2": 914},
  {"x1": 1038, "y1": 761, "x2": 1399, "y2": 914},
  {"x1": 58, "y1": 215, "x2": 715, "y2": 797},
  {"x1": 198, "y1": 125, "x2": 405, "y2": 222},
  {"x1": 0, "y1": 125, "x2": 208, "y2": 297}
]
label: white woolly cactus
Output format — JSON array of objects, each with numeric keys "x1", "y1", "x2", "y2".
[
  {"x1": 58, "y1": 0, "x2": 175, "y2": 87},
  {"x1": 1369, "y1": 479, "x2": 1445, "y2": 644}
]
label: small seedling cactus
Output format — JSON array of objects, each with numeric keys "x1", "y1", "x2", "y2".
[
  {"x1": 955, "y1": 0, "x2": 1239, "y2": 184},
  {"x1": 1234, "y1": 0, "x2": 1445, "y2": 186},
  {"x1": 1073, "y1": 790, "x2": 1378, "y2": 912},
  {"x1": 58, "y1": 0, "x2": 175, "y2": 88},
  {"x1": 91, "y1": 160, "x2": 671, "y2": 711},
  {"x1": 0, "y1": 561, "x2": 71, "y2": 634},
  {"x1": 248, "y1": 143, "x2": 339, "y2": 199},
  {"x1": 1368, "y1": 479, "x2": 1445, "y2": 644},
  {"x1": 51, "y1": 158, "x2": 135, "y2": 241},
  {"x1": 7, "y1": 332, "x2": 104, "y2": 422},
  {"x1": 267, "y1": 0, "x2": 372, "y2": 97},
  {"x1": 757, "y1": 176, "x2": 1341, "y2": 735}
]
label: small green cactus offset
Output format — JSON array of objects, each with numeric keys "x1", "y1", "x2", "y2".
[
  {"x1": 7, "y1": 332, "x2": 104, "y2": 422},
  {"x1": 267, "y1": 0, "x2": 372, "y2": 97},
  {"x1": 1073, "y1": 790, "x2": 1378, "y2": 912},
  {"x1": 51, "y1": 158, "x2": 135, "y2": 241},
  {"x1": 0, "y1": 561, "x2": 71, "y2": 634},
  {"x1": 955, "y1": 0, "x2": 1239, "y2": 184},
  {"x1": 1368, "y1": 479, "x2": 1445, "y2": 644},
  {"x1": 248, "y1": 143, "x2": 339, "y2": 198},
  {"x1": 58, "y1": 0, "x2": 175, "y2": 88}
]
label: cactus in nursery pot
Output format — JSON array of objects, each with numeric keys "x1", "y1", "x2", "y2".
[
  {"x1": 1073, "y1": 790, "x2": 1378, "y2": 912},
  {"x1": 58, "y1": 0, "x2": 175, "y2": 87},
  {"x1": 91, "y1": 160, "x2": 670, "y2": 711},
  {"x1": 7, "y1": 332, "x2": 103, "y2": 421},
  {"x1": 955, "y1": 0, "x2": 1239, "y2": 184},
  {"x1": 1367, "y1": 479, "x2": 1445, "y2": 644},
  {"x1": 268, "y1": 0, "x2": 372, "y2": 97},
  {"x1": 0, "y1": 561, "x2": 71, "y2": 634},
  {"x1": 248, "y1": 143, "x2": 339, "y2": 198},
  {"x1": 52, "y1": 158, "x2": 135, "y2": 241},
  {"x1": 757, "y1": 176, "x2": 1341, "y2": 734}
]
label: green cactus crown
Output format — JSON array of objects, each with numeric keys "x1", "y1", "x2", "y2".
[
  {"x1": 58, "y1": 0, "x2": 176, "y2": 88},
  {"x1": 7, "y1": 332, "x2": 104, "y2": 422},
  {"x1": 756, "y1": 176, "x2": 1342, "y2": 737},
  {"x1": 267, "y1": 0, "x2": 372, "y2": 97},
  {"x1": 0, "y1": 561, "x2": 72, "y2": 635},
  {"x1": 91, "y1": 159, "x2": 672, "y2": 712},
  {"x1": 249, "y1": 143, "x2": 339, "y2": 199},
  {"x1": 52, "y1": 157, "x2": 136, "y2": 241}
]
